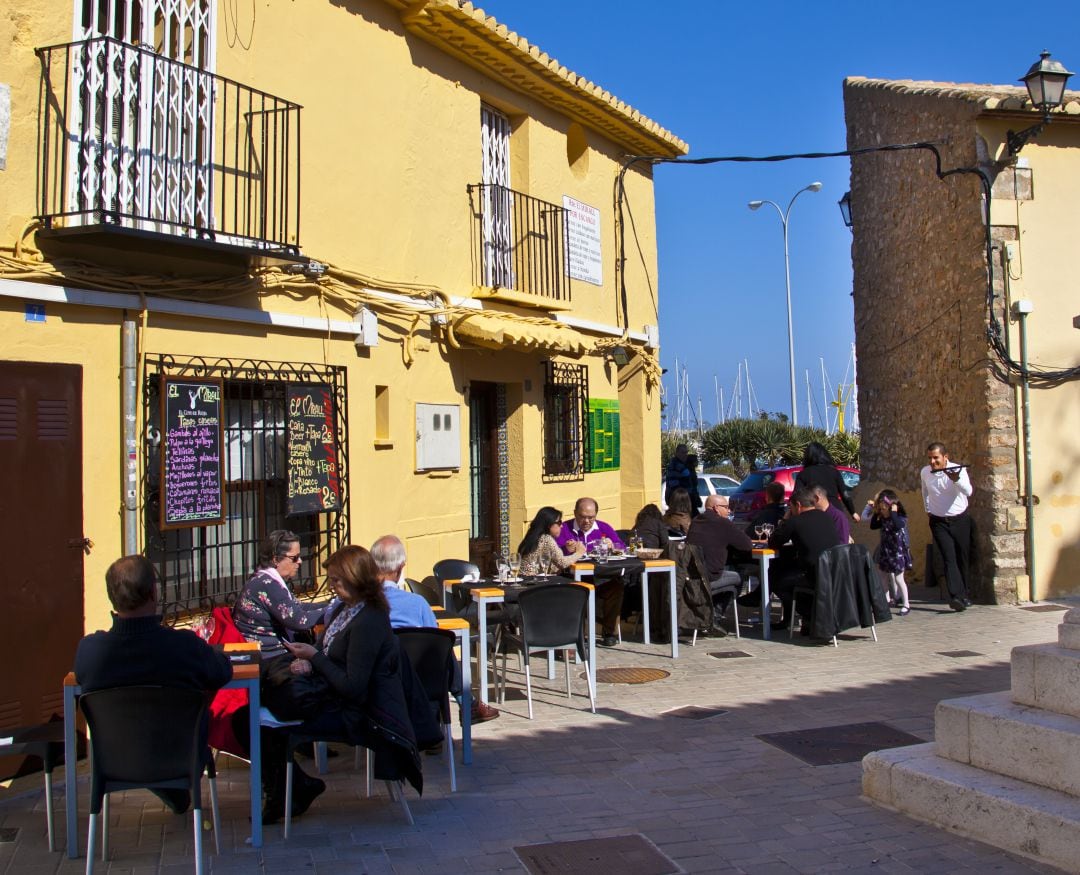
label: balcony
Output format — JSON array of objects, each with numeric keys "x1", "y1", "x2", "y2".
[
  {"x1": 469, "y1": 183, "x2": 571, "y2": 308},
  {"x1": 34, "y1": 37, "x2": 303, "y2": 272}
]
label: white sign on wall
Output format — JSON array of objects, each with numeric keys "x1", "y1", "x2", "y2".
[{"x1": 562, "y1": 195, "x2": 603, "y2": 286}]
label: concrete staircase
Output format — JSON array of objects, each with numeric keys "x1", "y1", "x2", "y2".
[{"x1": 863, "y1": 608, "x2": 1080, "y2": 872}]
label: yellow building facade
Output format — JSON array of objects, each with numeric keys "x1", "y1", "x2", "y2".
[{"x1": 0, "y1": 0, "x2": 686, "y2": 724}]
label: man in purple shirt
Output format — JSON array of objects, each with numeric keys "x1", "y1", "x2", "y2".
[
  {"x1": 556, "y1": 497, "x2": 626, "y2": 647},
  {"x1": 812, "y1": 485, "x2": 850, "y2": 544}
]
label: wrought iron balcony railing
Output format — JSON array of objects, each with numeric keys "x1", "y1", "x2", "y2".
[
  {"x1": 35, "y1": 37, "x2": 302, "y2": 257},
  {"x1": 469, "y1": 183, "x2": 570, "y2": 303}
]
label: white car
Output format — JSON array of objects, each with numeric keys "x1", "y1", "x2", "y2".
[{"x1": 660, "y1": 473, "x2": 740, "y2": 512}]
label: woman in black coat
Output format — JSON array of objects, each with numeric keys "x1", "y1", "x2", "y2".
[
  {"x1": 275, "y1": 545, "x2": 435, "y2": 820},
  {"x1": 795, "y1": 441, "x2": 859, "y2": 522}
]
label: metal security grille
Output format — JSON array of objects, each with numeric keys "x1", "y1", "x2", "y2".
[
  {"x1": 480, "y1": 105, "x2": 512, "y2": 287},
  {"x1": 71, "y1": 0, "x2": 216, "y2": 235},
  {"x1": 142, "y1": 355, "x2": 349, "y2": 618},
  {"x1": 543, "y1": 362, "x2": 588, "y2": 480}
]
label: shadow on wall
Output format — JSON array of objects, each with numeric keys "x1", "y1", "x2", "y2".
[{"x1": 1045, "y1": 537, "x2": 1080, "y2": 599}]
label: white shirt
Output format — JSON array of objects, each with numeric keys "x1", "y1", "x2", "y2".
[{"x1": 921, "y1": 464, "x2": 973, "y2": 517}]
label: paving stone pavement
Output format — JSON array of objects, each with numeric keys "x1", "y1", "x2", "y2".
[{"x1": 2, "y1": 594, "x2": 1075, "y2": 873}]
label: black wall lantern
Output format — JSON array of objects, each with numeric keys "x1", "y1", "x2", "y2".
[
  {"x1": 1007, "y1": 51, "x2": 1074, "y2": 156},
  {"x1": 838, "y1": 191, "x2": 853, "y2": 228}
]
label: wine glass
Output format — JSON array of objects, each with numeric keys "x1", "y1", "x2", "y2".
[
  {"x1": 754, "y1": 523, "x2": 764, "y2": 542},
  {"x1": 192, "y1": 614, "x2": 216, "y2": 642},
  {"x1": 761, "y1": 523, "x2": 774, "y2": 542},
  {"x1": 508, "y1": 552, "x2": 521, "y2": 579}
]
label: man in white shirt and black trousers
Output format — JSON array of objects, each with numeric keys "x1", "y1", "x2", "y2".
[{"x1": 921, "y1": 441, "x2": 974, "y2": 612}]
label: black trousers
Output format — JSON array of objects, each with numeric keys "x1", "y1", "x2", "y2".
[{"x1": 929, "y1": 512, "x2": 972, "y2": 601}]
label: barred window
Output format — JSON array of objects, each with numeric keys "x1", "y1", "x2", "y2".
[
  {"x1": 142, "y1": 356, "x2": 349, "y2": 618},
  {"x1": 543, "y1": 362, "x2": 588, "y2": 479}
]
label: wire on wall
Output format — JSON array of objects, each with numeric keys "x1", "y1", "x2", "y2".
[{"x1": 613, "y1": 142, "x2": 1080, "y2": 390}]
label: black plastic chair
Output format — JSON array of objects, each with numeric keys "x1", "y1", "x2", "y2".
[
  {"x1": 282, "y1": 729, "x2": 413, "y2": 837},
  {"x1": 496, "y1": 583, "x2": 596, "y2": 719},
  {"x1": 0, "y1": 722, "x2": 65, "y2": 851},
  {"x1": 406, "y1": 576, "x2": 445, "y2": 609},
  {"x1": 395, "y1": 627, "x2": 457, "y2": 791},
  {"x1": 79, "y1": 686, "x2": 220, "y2": 874},
  {"x1": 433, "y1": 559, "x2": 481, "y2": 615}
]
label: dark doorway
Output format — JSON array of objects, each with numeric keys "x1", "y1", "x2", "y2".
[
  {"x1": 468, "y1": 382, "x2": 500, "y2": 575},
  {"x1": 0, "y1": 362, "x2": 84, "y2": 779}
]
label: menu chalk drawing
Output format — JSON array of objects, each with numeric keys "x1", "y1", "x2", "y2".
[
  {"x1": 287, "y1": 383, "x2": 340, "y2": 516},
  {"x1": 161, "y1": 377, "x2": 224, "y2": 529}
]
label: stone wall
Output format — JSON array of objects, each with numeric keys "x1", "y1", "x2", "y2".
[{"x1": 843, "y1": 80, "x2": 1024, "y2": 603}]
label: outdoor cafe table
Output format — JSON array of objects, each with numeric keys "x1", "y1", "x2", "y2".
[
  {"x1": 752, "y1": 545, "x2": 777, "y2": 641},
  {"x1": 445, "y1": 577, "x2": 596, "y2": 703},
  {"x1": 433, "y1": 613, "x2": 473, "y2": 765},
  {"x1": 571, "y1": 556, "x2": 678, "y2": 658},
  {"x1": 62, "y1": 642, "x2": 264, "y2": 857}
]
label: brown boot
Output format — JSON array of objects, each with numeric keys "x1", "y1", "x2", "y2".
[{"x1": 471, "y1": 700, "x2": 500, "y2": 723}]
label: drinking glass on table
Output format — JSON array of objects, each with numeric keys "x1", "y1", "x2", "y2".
[
  {"x1": 509, "y1": 552, "x2": 521, "y2": 579},
  {"x1": 754, "y1": 523, "x2": 765, "y2": 541},
  {"x1": 191, "y1": 614, "x2": 216, "y2": 642},
  {"x1": 760, "y1": 523, "x2": 774, "y2": 542},
  {"x1": 496, "y1": 553, "x2": 510, "y2": 583}
]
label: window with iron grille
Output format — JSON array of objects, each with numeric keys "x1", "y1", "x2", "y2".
[
  {"x1": 543, "y1": 362, "x2": 588, "y2": 479},
  {"x1": 142, "y1": 355, "x2": 349, "y2": 618}
]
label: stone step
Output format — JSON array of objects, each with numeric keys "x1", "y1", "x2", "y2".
[
  {"x1": 1011, "y1": 642, "x2": 1080, "y2": 720},
  {"x1": 935, "y1": 690, "x2": 1080, "y2": 797},
  {"x1": 864, "y1": 742, "x2": 1080, "y2": 872}
]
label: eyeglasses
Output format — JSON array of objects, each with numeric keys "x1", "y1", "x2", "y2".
[{"x1": 282, "y1": 553, "x2": 302, "y2": 564}]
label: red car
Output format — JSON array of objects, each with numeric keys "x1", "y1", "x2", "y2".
[{"x1": 728, "y1": 465, "x2": 861, "y2": 522}]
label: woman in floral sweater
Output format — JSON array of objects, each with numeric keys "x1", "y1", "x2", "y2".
[
  {"x1": 518, "y1": 507, "x2": 585, "y2": 576},
  {"x1": 233, "y1": 530, "x2": 328, "y2": 656}
]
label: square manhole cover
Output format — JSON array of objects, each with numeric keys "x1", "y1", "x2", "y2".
[
  {"x1": 1021, "y1": 604, "x2": 1070, "y2": 612},
  {"x1": 708, "y1": 650, "x2": 753, "y2": 659},
  {"x1": 516, "y1": 833, "x2": 681, "y2": 875},
  {"x1": 0, "y1": 828, "x2": 18, "y2": 843},
  {"x1": 757, "y1": 721, "x2": 924, "y2": 766},
  {"x1": 937, "y1": 650, "x2": 984, "y2": 658},
  {"x1": 662, "y1": 705, "x2": 729, "y2": 720}
]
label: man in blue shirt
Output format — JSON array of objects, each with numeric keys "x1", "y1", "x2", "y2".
[
  {"x1": 371, "y1": 535, "x2": 439, "y2": 628},
  {"x1": 370, "y1": 535, "x2": 498, "y2": 722}
]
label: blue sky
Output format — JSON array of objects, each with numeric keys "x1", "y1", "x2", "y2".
[{"x1": 473, "y1": 0, "x2": 1078, "y2": 430}]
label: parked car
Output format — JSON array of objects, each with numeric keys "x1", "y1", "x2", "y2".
[
  {"x1": 728, "y1": 465, "x2": 861, "y2": 522},
  {"x1": 660, "y1": 473, "x2": 741, "y2": 512}
]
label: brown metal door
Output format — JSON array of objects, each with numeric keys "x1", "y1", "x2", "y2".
[
  {"x1": 0, "y1": 362, "x2": 84, "y2": 778},
  {"x1": 468, "y1": 383, "x2": 499, "y2": 576}
]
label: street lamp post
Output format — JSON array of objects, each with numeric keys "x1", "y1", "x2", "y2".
[{"x1": 748, "y1": 182, "x2": 822, "y2": 425}]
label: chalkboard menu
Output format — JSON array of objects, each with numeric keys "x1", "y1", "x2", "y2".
[
  {"x1": 287, "y1": 383, "x2": 341, "y2": 516},
  {"x1": 161, "y1": 377, "x2": 225, "y2": 530}
]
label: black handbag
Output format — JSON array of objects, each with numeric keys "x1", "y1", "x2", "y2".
[{"x1": 261, "y1": 654, "x2": 336, "y2": 721}]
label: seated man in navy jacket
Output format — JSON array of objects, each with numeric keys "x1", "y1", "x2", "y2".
[
  {"x1": 75, "y1": 554, "x2": 232, "y2": 813},
  {"x1": 766, "y1": 487, "x2": 844, "y2": 633}
]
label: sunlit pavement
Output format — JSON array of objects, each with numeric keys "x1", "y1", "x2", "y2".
[{"x1": 2, "y1": 593, "x2": 1072, "y2": 873}]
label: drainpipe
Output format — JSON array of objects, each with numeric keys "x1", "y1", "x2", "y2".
[
  {"x1": 1012, "y1": 300, "x2": 1036, "y2": 602},
  {"x1": 121, "y1": 320, "x2": 139, "y2": 555}
]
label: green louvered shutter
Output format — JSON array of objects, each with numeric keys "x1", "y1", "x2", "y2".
[{"x1": 587, "y1": 399, "x2": 620, "y2": 472}]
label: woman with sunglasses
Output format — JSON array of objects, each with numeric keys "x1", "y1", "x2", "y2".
[
  {"x1": 233, "y1": 529, "x2": 328, "y2": 657},
  {"x1": 517, "y1": 506, "x2": 585, "y2": 576}
]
